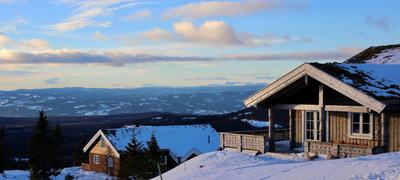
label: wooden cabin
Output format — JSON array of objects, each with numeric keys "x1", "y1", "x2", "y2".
[
  {"x1": 81, "y1": 124, "x2": 219, "y2": 176},
  {"x1": 221, "y1": 62, "x2": 400, "y2": 158}
]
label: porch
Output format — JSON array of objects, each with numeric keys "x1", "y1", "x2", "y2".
[{"x1": 219, "y1": 129, "x2": 290, "y2": 154}]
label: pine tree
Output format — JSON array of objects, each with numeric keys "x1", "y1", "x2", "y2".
[
  {"x1": 0, "y1": 127, "x2": 8, "y2": 175},
  {"x1": 119, "y1": 129, "x2": 145, "y2": 179},
  {"x1": 144, "y1": 132, "x2": 160, "y2": 179},
  {"x1": 29, "y1": 110, "x2": 53, "y2": 180},
  {"x1": 49, "y1": 124, "x2": 66, "y2": 175}
]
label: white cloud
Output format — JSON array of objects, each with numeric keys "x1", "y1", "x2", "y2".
[
  {"x1": 93, "y1": 31, "x2": 107, "y2": 41},
  {"x1": 142, "y1": 27, "x2": 173, "y2": 41},
  {"x1": 223, "y1": 47, "x2": 362, "y2": 61},
  {"x1": 142, "y1": 21, "x2": 310, "y2": 46},
  {"x1": 173, "y1": 21, "x2": 240, "y2": 45},
  {"x1": 163, "y1": 0, "x2": 305, "y2": 20},
  {"x1": 123, "y1": 9, "x2": 151, "y2": 21},
  {"x1": 0, "y1": 34, "x2": 49, "y2": 50},
  {"x1": 51, "y1": 0, "x2": 144, "y2": 32}
]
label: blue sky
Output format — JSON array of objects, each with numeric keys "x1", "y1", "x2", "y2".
[{"x1": 0, "y1": 0, "x2": 398, "y2": 90}]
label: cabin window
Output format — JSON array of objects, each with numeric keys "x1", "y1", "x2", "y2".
[
  {"x1": 107, "y1": 157, "x2": 113, "y2": 167},
  {"x1": 93, "y1": 155, "x2": 100, "y2": 164},
  {"x1": 159, "y1": 156, "x2": 167, "y2": 165},
  {"x1": 305, "y1": 111, "x2": 321, "y2": 141},
  {"x1": 100, "y1": 137, "x2": 104, "y2": 147},
  {"x1": 349, "y1": 112, "x2": 373, "y2": 139}
]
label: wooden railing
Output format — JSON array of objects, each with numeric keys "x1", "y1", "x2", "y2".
[
  {"x1": 304, "y1": 141, "x2": 377, "y2": 158},
  {"x1": 219, "y1": 129, "x2": 289, "y2": 153},
  {"x1": 81, "y1": 163, "x2": 90, "y2": 171}
]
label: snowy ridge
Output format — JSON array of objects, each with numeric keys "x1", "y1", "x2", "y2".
[
  {"x1": 103, "y1": 125, "x2": 219, "y2": 158},
  {"x1": 364, "y1": 48, "x2": 400, "y2": 64},
  {"x1": 156, "y1": 151, "x2": 400, "y2": 180}
]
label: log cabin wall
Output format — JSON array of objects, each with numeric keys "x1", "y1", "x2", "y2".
[
  {"x1": 388, "y1": 112, "x2": 400, "y2": 152},
  {"x1": 328, "y1": 111, "x2": 380, "y2": 147},
  {"x1": 88, "y1": 139, "x2": 120, "y2": 176}
]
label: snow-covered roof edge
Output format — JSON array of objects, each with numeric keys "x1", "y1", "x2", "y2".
[{"x1": 83, "y1": 130, "x2": 121, "y2": 158}]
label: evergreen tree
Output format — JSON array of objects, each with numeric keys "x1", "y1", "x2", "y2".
[
  {"x1": 49, "y1": 124, "x2": 65, "y2": 175},
  {"x1": 0, "y1": 127, "x2": 8, "y2": 175},
  {"x1": 144, "y1": 132, "x2": 160, "y2": 179},
  {"x1": 29, "y1": 110, "x2": 53, "y2": 180},
  {"x1": 119, "y1": 129, "x2": 145, "y2": 179}
]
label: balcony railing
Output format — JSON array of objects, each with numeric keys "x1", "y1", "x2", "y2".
[{"x1": 219, "y1": 129, "x2": 289, "y2": 153}]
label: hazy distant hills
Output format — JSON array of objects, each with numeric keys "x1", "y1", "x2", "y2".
[{"x1": 0, "y1": 84, "x2": 265, "y2": 117}]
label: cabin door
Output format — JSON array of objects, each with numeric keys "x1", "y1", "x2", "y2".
[{"x1": 304, "y1": 111, "x2": 321, "y2": 141}]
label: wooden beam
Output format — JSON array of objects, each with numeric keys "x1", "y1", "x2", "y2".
[
  {"x1": 268, "y1": 108, "x2": 275, "y2": 152},
  {"x1": 319, "y1": 85, "x2": 326, "y2": 142},
  {"x1": 274, "y1": 104, "x2": 319, "y2": 111},
  {"x1": 381, "y1": 113, "x2": 388, "y2": 151},
  {"x1": 289, "y1": 110, "x2": 295, "y2": 149},
  {"x1": 325, "y1": 105, "x2": 368, "y2": 113}
]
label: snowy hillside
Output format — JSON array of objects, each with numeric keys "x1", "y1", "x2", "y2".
[
  {"x1": 345, "y1": 44, "x2": 400, "y2": 64},
  {"x1": 0, "y1": 167, "x2": 111, "y2": 180},
  {"x1": 156, "y1": 151, "x2": 400, "y2": 180}
]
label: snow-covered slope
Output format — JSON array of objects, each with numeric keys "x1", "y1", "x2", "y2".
[
  {"x1": 345, "y1": 44, "x2": 400, "y2": 64},
  {"x1": 0, "y1": 167, "x2": 112, "y2": 180},
  {"x1": 157, "y1": 151, "x2": 400, "y2": 180}
]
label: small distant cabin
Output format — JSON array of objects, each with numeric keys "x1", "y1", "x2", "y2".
[
  {"x1": 81, "y1": 124, "x2": 219, "y2": 176},
  {"x1": 220, "y1": 62, "x2": 400, "y2": 158}
]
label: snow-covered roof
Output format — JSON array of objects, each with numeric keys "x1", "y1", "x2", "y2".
[
  {"x1": 102, "y1": 125, "x2": 219, "y2": 159},
  {"x1": 311, "y1": 63, "x2": 400, "y2": 100}
]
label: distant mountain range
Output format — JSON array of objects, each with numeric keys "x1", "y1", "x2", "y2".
[{"x1": 0, "y1": 84, "x2": 265, "y2": 117}]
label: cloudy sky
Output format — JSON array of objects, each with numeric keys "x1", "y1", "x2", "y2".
[{"x1": 0, "y1": 0, "x2": 398, "y2": 90}]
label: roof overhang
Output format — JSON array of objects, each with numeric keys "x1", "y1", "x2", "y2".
[
  {"x1": 82, "y1": 130, "x2": 121, "y2": 158},
  {"x1": 244, "y1": 63, "x2": 386, "y2": 113}
]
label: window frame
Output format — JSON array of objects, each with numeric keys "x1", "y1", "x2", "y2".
[
  {"x1": 304, "y1": 111, "x2": 321, "y2": 141},
  {"x1": 93, "y1": 155, "x2": 100, "y2": 164},
  {"x1": 159, "y1": 156, "x2": 167, "y2": 165},
  {"x1": 107, "y1": 157, "x2": 113, "y2": 168},
  {"x1": 348, "y1": 112, "x2": 373, "y2": 139}
]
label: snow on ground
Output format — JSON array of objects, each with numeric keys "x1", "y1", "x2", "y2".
[
  {"x1": 0, "y1": 167, "x2": 112, "y2": 180},
  {"x1": 241, "y1": 119, "x2": 282, "y2": 128},
  {"x1": 365, "y1": 48, "x2": 400, "y2": 64},
  {"x1": 156, "y1": 151, "x2": 400, "y2": 180}
]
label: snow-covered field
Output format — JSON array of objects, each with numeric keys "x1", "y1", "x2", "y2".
[
  {"x1": 0, "y1": 167, "x2": 112, "y2": 180},
  {"x1": 156, "y1": 151, "x2": 400, "y2": 180}
]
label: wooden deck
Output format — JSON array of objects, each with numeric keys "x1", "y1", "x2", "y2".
[
  {"x1": 219, "y1": 129, "x2": 289, "y2": 153},
  {"x1": 304, "y1": 141, "x2": 384, "y2": 158}
]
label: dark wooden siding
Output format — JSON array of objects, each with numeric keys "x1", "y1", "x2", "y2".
[
  {"x1": 294, "y1": 110, "x2": 303, "y2": 147},
  {"x1": 328, "y1": 111, "x2": 380, "y2": 147},
  {"x1": 388, "y1": 113, "x2": 400, "y2": 152}
]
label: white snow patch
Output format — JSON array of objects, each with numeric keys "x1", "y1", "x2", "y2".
[
  {"x1": 0, "y1": 167, "x2": 112, "y2": 180},
  {"x1": 365, "y1": 48, "x2": 400, "y2": 64},
  {"x1": 156, "y1": 151, "x2": 400, "y2": 180}
]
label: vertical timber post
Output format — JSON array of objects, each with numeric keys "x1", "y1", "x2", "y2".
[
  {"x1": 289, "y1": 109, "x2": 295, "y2": 149},
  {"x1": 381, "y1": 113, "x2": 388, "y2": 152},
  {"x1": 268, "y1": 108, "x2": 275, "y2": 152},
  {"x1": 319, "y1": 84, "x2": 326, "y2": 142}
]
